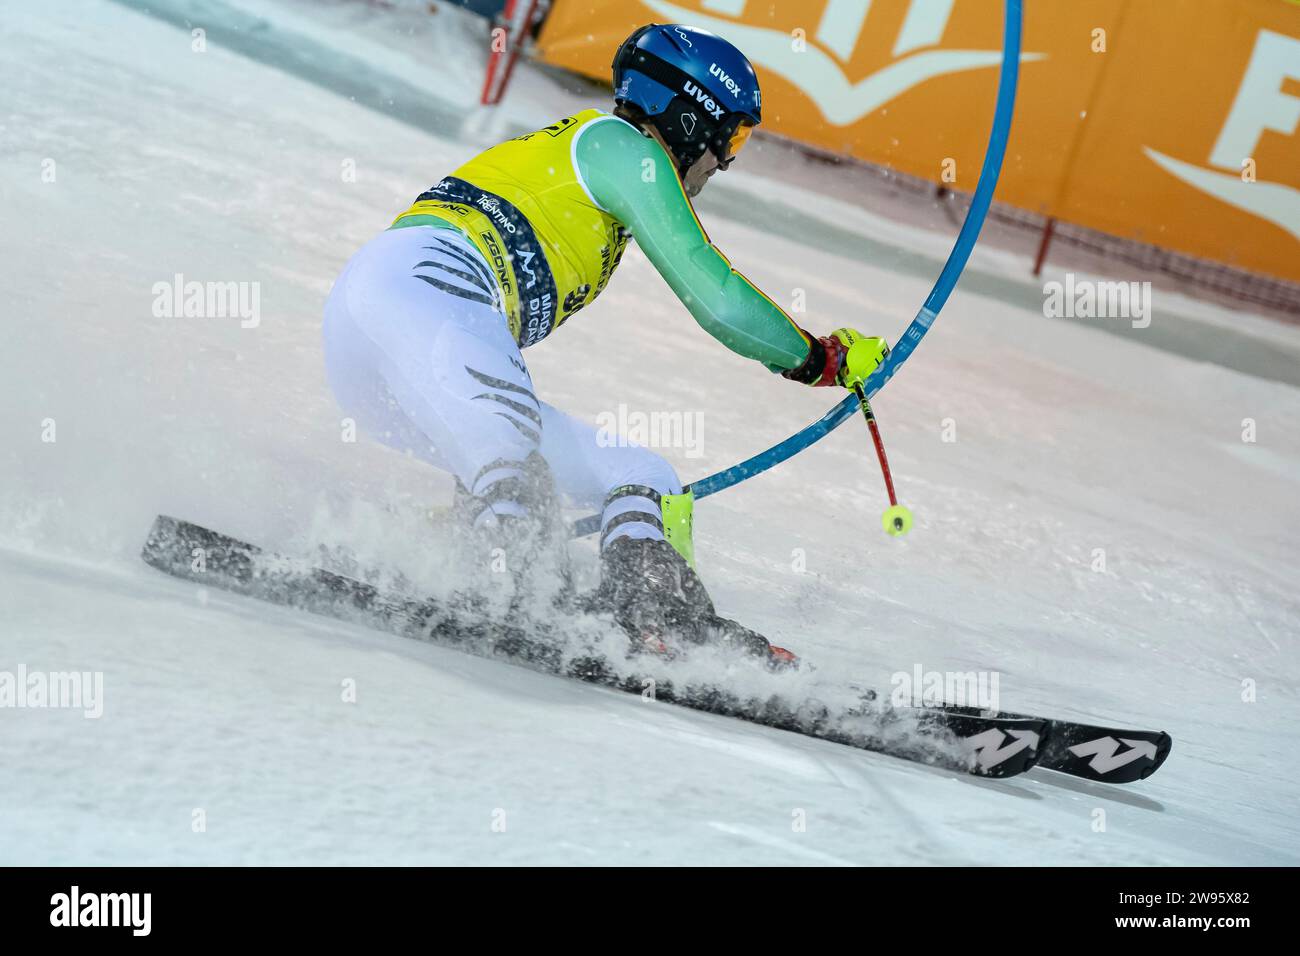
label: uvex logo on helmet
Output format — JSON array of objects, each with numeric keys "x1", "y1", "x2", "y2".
[
  {"x1": 708, "y1": 63, "x2": 743, "y2": 99},
  {"x1": 682, "y1": 81, "x2": 725, "y2": 120}
]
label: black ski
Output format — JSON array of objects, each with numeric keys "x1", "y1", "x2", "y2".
[
  {"x1": 140, "y1": 515, "x2": 1042, "y2": 778},
  {"x1": 935, "y1": 704, "x2": 1171, "y2": 783}
]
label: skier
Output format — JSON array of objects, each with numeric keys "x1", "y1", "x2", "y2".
[{"x1": 322, "y1": 23, "x2": 889, "y2": 661}]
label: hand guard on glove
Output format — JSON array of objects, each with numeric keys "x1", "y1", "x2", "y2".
[{"x1": 782, "y1": 327, "x2": 890, "y2": 389}]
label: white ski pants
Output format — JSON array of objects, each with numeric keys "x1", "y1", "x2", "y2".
[{"x1": 322, "y1": 226, "x2": 679, "y2": 546}]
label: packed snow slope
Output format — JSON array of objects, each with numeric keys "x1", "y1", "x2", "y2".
[{"x1": 2, "y1": 0, "x2": 1298, "y2": 865}]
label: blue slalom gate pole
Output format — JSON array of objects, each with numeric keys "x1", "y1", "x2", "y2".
[{"x1": 573, "y1": 0, "x2": 1023, "y2": 539}]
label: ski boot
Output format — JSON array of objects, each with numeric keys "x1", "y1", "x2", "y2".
[
  {"x1": 451, "y1": 453, "x2": 574, "y2": 613},
  {"x1": 594, "y1": 535, "x2": 790, "y2": 666}
]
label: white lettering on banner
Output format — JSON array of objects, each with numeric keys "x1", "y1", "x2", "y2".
[
  {"x1": 643, "y1": 0, "x2": 1042, "y2": 126},
  {"x1": 817, "y1": 0, "x2": 874, "y2": 61},
  {"x1": 1211, "y1": 31, "x2": 1300, "y2": 170},
  {"x1": 1147, "y1": 29, "x2": 1300, "y2": 241},
  {"x1": 893, "y1": 0, "x2": 957, "y2": 57}
]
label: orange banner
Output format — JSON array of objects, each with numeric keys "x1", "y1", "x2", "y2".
[{"x1": 537, "y1": 0, "x2": 1300, "y2": 284}]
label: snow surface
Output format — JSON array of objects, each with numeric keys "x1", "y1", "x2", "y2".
[{"x1": 1, "y1": 0, "x2": 1298, "y2": 865}]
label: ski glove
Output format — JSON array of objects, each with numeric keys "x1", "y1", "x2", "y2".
[{"x1": 782, "y1": 327, "x2": 890, "y2": 388}]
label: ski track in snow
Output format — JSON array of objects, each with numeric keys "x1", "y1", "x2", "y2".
[{"x1": 1, "y1": 0, "x2": 1298, "y2": 865}]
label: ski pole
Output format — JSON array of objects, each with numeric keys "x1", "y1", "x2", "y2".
[
  {"x1": 568, "y1": 1, "x2": 1021, "y2": 541},
  {"x1": 853, "y1": 384, "x2": 913, "y2": 537}
]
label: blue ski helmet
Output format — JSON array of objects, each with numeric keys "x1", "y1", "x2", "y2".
[{"x1": 612, "y1": 24, "x2": 761, "y2": 174}]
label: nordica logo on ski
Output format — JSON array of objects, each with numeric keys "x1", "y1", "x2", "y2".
[
  {"x1": 682, "y1": 81, "x2": 725, "y2": 119},
  {"x1": 1068, "y1": 736, "x2": 1160, "y2": 775},
  {"x1": 964, "y1": 727, "x2": 1040, "y2": 772},
  {"x1": 708, "y1": 63, "x2": 743, "y2": 99}
]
